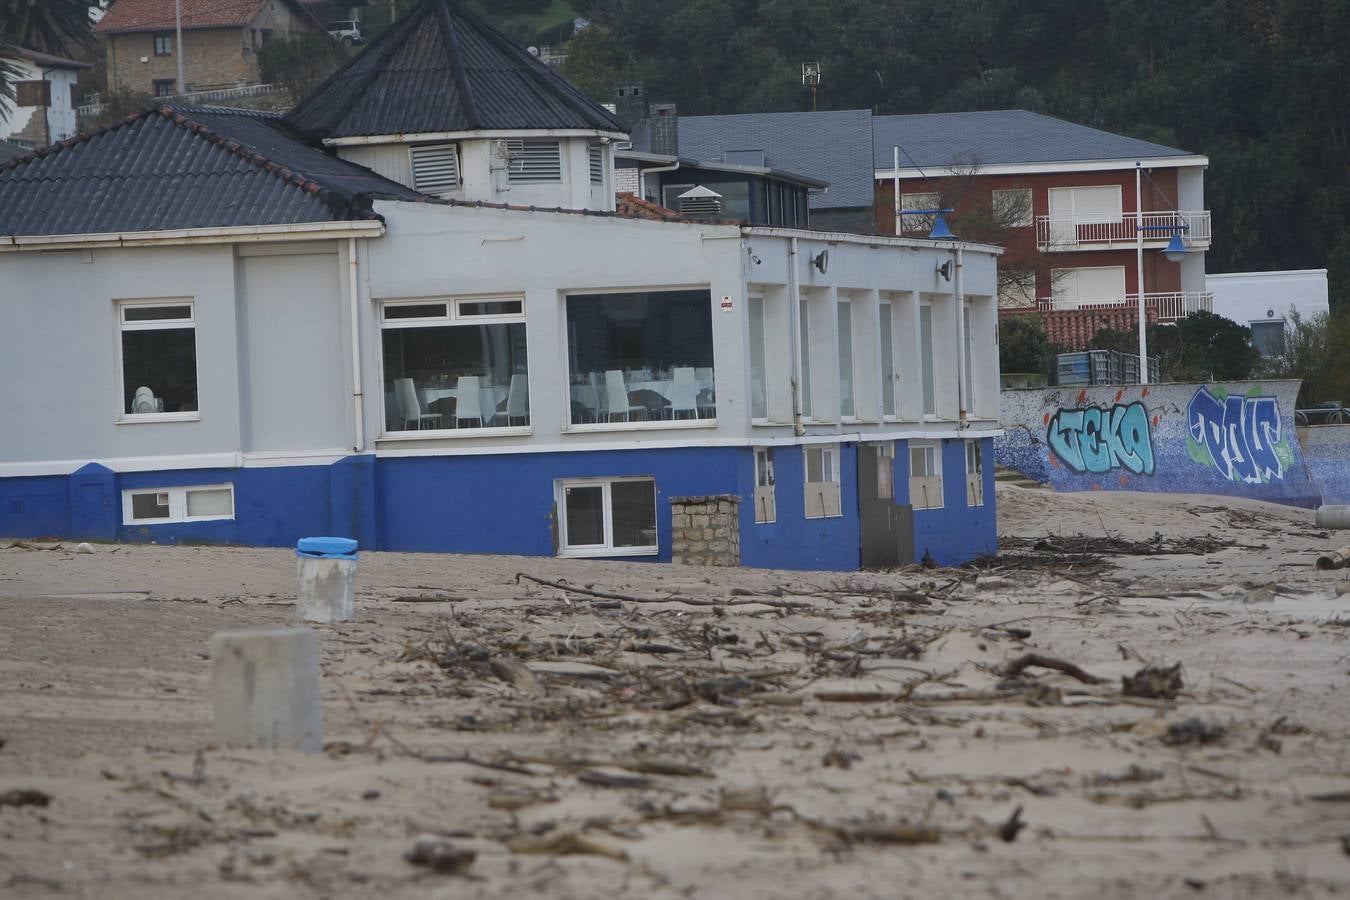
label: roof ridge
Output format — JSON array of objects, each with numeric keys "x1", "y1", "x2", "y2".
[
  {"x1": 0, "y1": 109, "x2": 154, "y2": 176},
  {"x1": 434, "y1": 0, "x2": 481, "y2": 130}
]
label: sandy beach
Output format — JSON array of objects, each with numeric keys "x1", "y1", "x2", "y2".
[{"x1": 2, "y1": 484, "x2": 1348, "y2": 898}]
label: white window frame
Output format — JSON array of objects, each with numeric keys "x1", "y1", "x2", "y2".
[
  {"x1": 965, "y1": 440, "x2": 985, "y2": 507},
  {"x1": 804, "y1": 443, "x2": 842, "y2": 519},
  {"x1": 909, "y1": 441, "x2": 943, "y2": 510},
  {"x1": 991, "y1": 188, "x2": 1033, "y2": 228},
  {"x1": 556, "y1": 476, "x2": 659, "y2": 558},
  {"x1": 116, "y1": 299, "x2": 200, "y2": 424},
  {"x1": 754, "y1": 446, "x2": 776, "y2": 524},
  {"x1": 121, "y1": 483, "x2": 234, "y2": 525},
  {"x1": 377, "y1": 295, "x2": 529, "y2": 438}
]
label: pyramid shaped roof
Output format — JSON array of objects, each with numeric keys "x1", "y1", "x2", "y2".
[{"x1": 286, "y1": 0, "x2": 626, "y2": 140}]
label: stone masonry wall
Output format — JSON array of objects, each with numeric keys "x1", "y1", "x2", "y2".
[
  {"x1": 106, "y1": 29, "x2": 255, "y2": 96},
  {"x1": 670, "y1": 495, "x2": 741, "y2": 567}
]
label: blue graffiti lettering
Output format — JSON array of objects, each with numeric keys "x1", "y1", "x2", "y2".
[
  {"x1": 1047, "y1": 402, "x2": 1155, "y2": 475},
  {"x1": 1187, "y1": 387, "x2": 1284, "y2": 483}
]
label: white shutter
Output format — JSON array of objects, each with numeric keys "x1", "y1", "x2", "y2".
[
  {"x1": 410, "y1": 144, "x2": 460, "y2": 195},
  {"x1": 588, "y1": 143, "x2": 604, "y2": 184},
  {"x1": 1052, "y1": 266, "x2": 1126, "y2": 306},
  {"x1": 1069, "y1": 185, "x2": 1122, "y2": 223},
  {"x1": 506, "y1": 139, "x2": 562, "y2": 184}
]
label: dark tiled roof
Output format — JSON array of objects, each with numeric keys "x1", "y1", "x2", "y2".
[
  {"x1": 0, "y1": 106, "x2": 424, "y2": 237},
  {"x1": 94, "y1": 0, "x2": 315, "y2": 33},
  {"x1": 286, "y1": 0, "x2": 625, "y2": 139},
  {"x1": 672, "y1": 110, "x2": 874, "y2": 210},
  {"x1": 874, "y1": 110, "x2": 1195, "y2": 169},
  {"x1": 0, "y1": 141, "x2": 28, "y2": 164},
  {"x1": 615, "y1": 192, "x2": 683, "y2": 222}
]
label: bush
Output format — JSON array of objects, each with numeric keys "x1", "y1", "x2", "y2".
[
  {"x1": 1089, "y1": 310, "x2": 1259, "y2": 383},
  {"x1": 999, "y1": 315, "x2": 1053, "y2": 374},
  {"x1": 1260, "y1": 309, "x2": 1350, "y2": 408}
]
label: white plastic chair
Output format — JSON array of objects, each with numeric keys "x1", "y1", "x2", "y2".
[
  {"x1": 495, "y1": 373, "x2": 529, "y2": 425},
  {"x1": 395, "y1": 378, "x2": 441, "y2": 430},
  {"x1": 668, "y1": 367, "x2": 699, "y2": 420},
  {"x1": 132, "y1": 386, "x2": 157, "y2": 415},
  {"x1": 695, "y1": 367, "x2": 716, "y2": 417},
  {"x1": 455, "y1": 375, "x2": 483, "y2": 427},
  {"x1": 605, "y1": 370, "x2": 645, "y2": 422}
]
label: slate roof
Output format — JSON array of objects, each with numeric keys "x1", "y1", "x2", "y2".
[
  {"x1": 0, "y1": 106, "x2": 424, "y2": 237},
  {"x1": 94, "y1": 0, "x2": 314, "y2": 34},
  {"x1": 873, "y1": 109, "x2": 1195, "y2": 169},
  {"x1": 286, "y1": 0, "x2": 626, "y2": 140},
  {"x1": 672, "y1": 110, "x2": 874, "y2": 210}
]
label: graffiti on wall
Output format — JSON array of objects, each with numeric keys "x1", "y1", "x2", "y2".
[
  {"x1": 1046, "y1": 400, "x2": 1155, "y2": 476},
  {"x1": 1187, "y1": 387, "x2": 1288, "y2": 484}
]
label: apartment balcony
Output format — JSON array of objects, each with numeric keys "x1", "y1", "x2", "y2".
[
  {"x1": 1035, "y1": 211, "x2": 1212, "y2": 252},
  {"x1": 1034, "y1": 292, "x2": 1213, "y2": 323}
]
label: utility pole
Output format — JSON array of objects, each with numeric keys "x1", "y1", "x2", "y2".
[
  {"x1": 174, "y1": 0, "x2": 185, "y2": 95},
  {"x1": 390, "y1": 0, "x2": 397, "y2": 25}
]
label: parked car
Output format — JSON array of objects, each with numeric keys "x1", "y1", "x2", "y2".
[{"x1": 327, "y1": 20, "x2": 365, "y2": 45}]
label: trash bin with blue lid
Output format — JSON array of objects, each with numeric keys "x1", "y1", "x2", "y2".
[{"x1": 295, "y1": 536, "x2": 358, "y2": 623}]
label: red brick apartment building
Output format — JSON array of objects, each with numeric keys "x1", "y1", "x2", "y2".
[{"x1": 872, "y1": 110, "x2": 1210, "y2": 350}]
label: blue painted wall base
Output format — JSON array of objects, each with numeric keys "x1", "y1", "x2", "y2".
[{"x1": 0, "y1": 442, "x2": 999, "y2": 570}]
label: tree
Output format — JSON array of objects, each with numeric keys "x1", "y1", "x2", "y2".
[
  {"x1": 0, "y1": 48, "x2": 18, "y2": 124},
  {"x1": 1090, "y1": 311, "x2": 1258, "y2": 383},
  {"x1": 559, "y1": 25, "x2": 623, "y2": 101},
  {"x1": 0, "y1": 0, "x2": 96, "y2": 56},
  {"x1": 999, "y1": 315, "x2": 1053, "y2": 374},
  {"x1": 258, "y1": 34, "x2": 350, "y2": 102},
  {"x1": 1259, "y1": 309, "x2": 1350, "y2": 409}
]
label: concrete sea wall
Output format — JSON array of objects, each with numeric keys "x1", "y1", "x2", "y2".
[
  {"x1": 997, "y1": 380, "x2": 1323, "y2": 508},
  {"x1": 1301, "y1": 424, "x2": 1350, "y2": 507}
]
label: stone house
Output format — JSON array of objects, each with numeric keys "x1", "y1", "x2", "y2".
[{"x1": 94, "y1": 0, "x2": 323, "y2": 97}]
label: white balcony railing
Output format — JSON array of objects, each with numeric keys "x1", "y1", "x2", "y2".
[
  {"x1": 78, "y1": 83, "x2": 285, "y2": 118},
  {"x1": 1035, "y1": 210, "x2": 1211, "y2": 251},
  {"x1": 1035, "y1": 291, "x2": 1213, "y2": 323}
]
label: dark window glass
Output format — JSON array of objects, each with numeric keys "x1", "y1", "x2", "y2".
[
  {"x1": 1250, "y1": 321, "x2": 1285, "y2": 357},
  {"x1": 565, "y1": 291, "x2": 714, "y2": 424},
  {"x1": 124, "y1": 305, "x2": 191, "y2": 322},
  {"x1": 122, "y1": 327, "x2": 197, "y2": 414},
  {"x1": 459, "y1": 300, "x2": 523, "y2": 317},
  {"x1": 381, "y1": 322, "x2": 528, "y2": 430},
  {"x1": 131, "y1": 492, "x2": 170, "y2": 520},
  {"x1": 564, "y1": 485, "x2": 605, "y2": 546},
  {"x1": 154, "y1": 34, "x2": 172, "y2": 56},
  {"x1": 611, "y1": 480, "x2": 656, "y2": 548},
  {"x1": 153, "y1": 79, "x2": 176, "y2": 97},
  {"x1": 384, "y1": 303, "x2": 447, "y2": 320}
]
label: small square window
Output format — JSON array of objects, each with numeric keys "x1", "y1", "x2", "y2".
[
  {"x1": 153, "y1": 34, "x2": 173, "y2": 57},
  {"x1": 965, "y1": 440, "x2": 984, "y2": 507},
  {"x1": 804, "y1": 444, "x2": 841, "y2": 519},
  {"x1": 754, "y1": 447, "x2": 776, "y2": 524},
  {"x1": 557, "y1": 478, "x2": 657, "y2": 557},
  {"x1": 1250, "y1": 320, "x2": 1285, "y2": 357},
  {"x1": 909, "y1": 441, "x2": 943, "y2": 510},
  {"x1": 153, "y1": 79, "x2": 176, "y2": 97}
]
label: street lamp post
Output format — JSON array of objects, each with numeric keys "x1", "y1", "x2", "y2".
[
  {"x1": 175, "y1": 0, "x2": 185, "y2": 95},
  {"x1": 1135, "y1": 162, "x2": 1147, "y2": 385}
]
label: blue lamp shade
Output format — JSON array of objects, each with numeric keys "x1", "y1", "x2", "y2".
[
  {"x1": 1164, "y1": 231, "x2": 1188, "y2": 262},
  {"x1": 929, "y1": 212, "x2": 955, "y2": 240}
]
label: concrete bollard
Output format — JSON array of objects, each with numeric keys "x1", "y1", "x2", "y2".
[
  {"x1": 295, "y1": 536, "x2": 359, "y2": 623},
  {"x1": 1315, "y1": 506, "x2": 1350, "y2": 530},
  {"x1": 210, "y1": 627, "x2": 323, "y2": 752}
]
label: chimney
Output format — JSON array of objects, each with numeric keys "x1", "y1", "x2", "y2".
[
  {"x1": 613, "y1": 81, "x2": 647, "y2": 130},
  {"x1": 650, "y1": 101, "x2": 678, "y2": 156}
]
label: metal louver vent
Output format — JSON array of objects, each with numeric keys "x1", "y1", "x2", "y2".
[
  {"x1": 677, "y1": 185, "x2": 723, "y2": 219},
  {"x1": 410, "y1": 144, "x2": 460, "y2": 195},
  {"x1": 589, "y1": 143, "x2": 604, "y2": 184},
  {"x1": 506, "y1": 139, "x2": 563, "y2": 184}
]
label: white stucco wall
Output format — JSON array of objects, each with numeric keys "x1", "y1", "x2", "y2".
[{"x1": 1206, "y1": 269, "x2": 1330, "y2": 327}]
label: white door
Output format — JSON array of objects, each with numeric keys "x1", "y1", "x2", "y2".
[{"x1": 1051, "y1": 266, "x2": 1127, "y2": 308}]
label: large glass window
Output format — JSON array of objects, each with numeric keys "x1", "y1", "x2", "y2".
[
  {"x1": 557, "y1": 478, "x2": 657, "y2": 556},
  {"x1": 749, "y1": 295, "x2": 767, "y2": 419},
  {"x1": 119, "y1": 301, "x2": 198, "y2": 418},
  {"x1": 919, "y1": 302, "x2": 936, "y2": 417},
  {"x1": 838, "y1": 300, "x2": 854, "y2": 418},
  {"x1": 565, "y1": 290, "x2": 714, "y2": 425},
  {"x1": 880, "y1": 301, "x2": 895, "y2": 417},
  {"x1": 380, "y1": 298, "x2": 528, "y2": 432}
]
